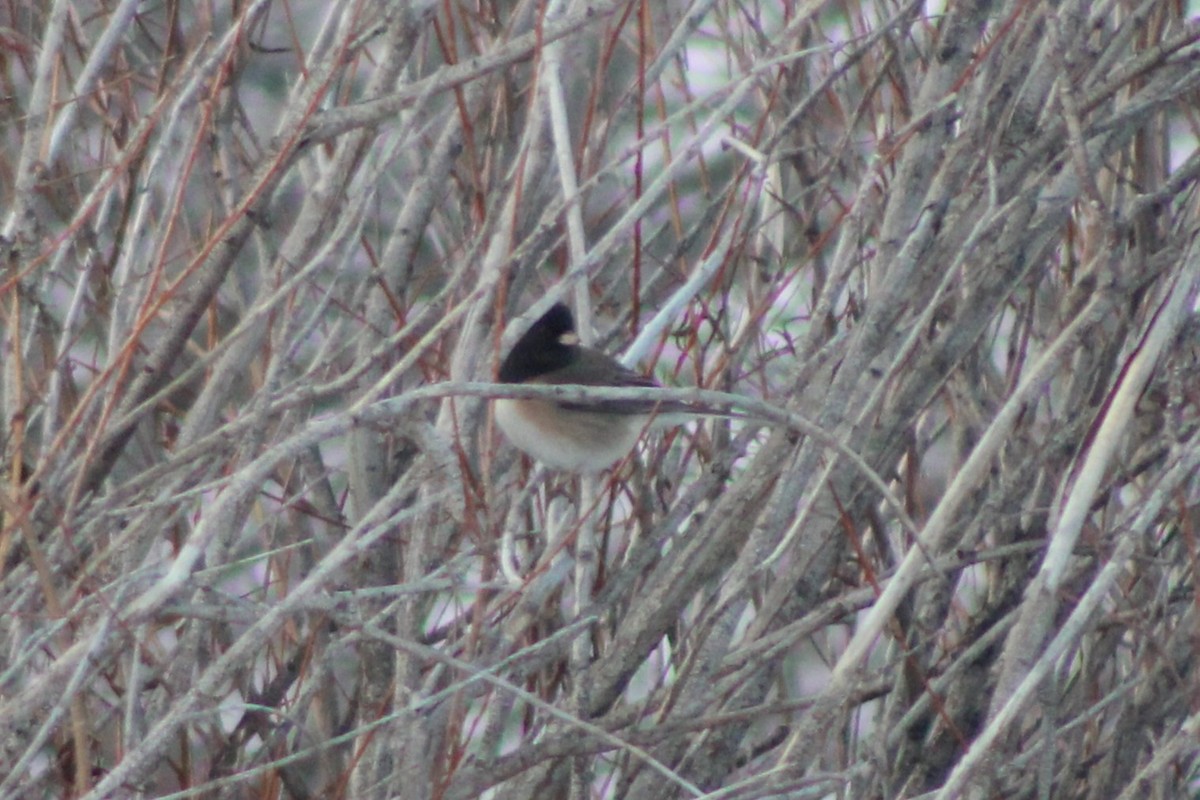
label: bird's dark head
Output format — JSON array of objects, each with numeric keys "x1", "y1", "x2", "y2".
[{"x1": 499, "y1": 302, "x2": 579, "y2": 382}]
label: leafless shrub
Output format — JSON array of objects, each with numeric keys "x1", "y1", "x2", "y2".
[{"x1": 2, "y1": 1, "x2": 1199, "y2": 798}]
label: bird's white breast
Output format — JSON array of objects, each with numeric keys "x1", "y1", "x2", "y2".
[{"x1": 494, "y1": 398, "x2": 644, "y2": 471}]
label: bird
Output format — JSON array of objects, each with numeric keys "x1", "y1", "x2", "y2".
[{"x1": 494, "y1": 302, "x2": 728, "y2": 471}]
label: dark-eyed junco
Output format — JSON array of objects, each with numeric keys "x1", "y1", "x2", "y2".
[{"x1": 495, "y1": 302, "x2": 725, "y2": 471}]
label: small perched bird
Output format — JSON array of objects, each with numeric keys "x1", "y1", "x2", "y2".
[{"x1": 495, "y1": 302, "x2": 726, "y2": 471}]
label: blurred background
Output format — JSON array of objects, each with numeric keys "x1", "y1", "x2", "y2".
[{"x1": 2, "y1": 1, "x2": 1200, "y2": 798}]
